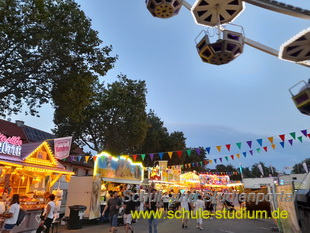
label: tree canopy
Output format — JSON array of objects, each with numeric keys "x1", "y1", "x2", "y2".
[
  {"x1": 0, "y1": 0, "x2": 117, "y2": 118},
  {"x1": 292, "y1": 158, "x2": 310, "y2": 174},
  {"x1": 53, "y1": 75, "x2": 148, "y2": 155}
]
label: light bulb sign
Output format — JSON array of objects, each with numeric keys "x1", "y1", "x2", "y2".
[{"x1": 0, "y1": 133, "x2": 22, "y2": 156}]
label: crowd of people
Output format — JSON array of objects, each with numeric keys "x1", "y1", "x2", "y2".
[{"x1": 102, "y1": 187, "x2": 240, "y2": 233}]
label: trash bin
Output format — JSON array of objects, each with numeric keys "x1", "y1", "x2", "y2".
[{"x1": 67, "y1": 205, "x2": 87, "y2": 229}]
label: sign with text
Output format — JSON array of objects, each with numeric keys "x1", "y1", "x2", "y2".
[
  {"x1": 54, "y1": 137, "x2": 72, "y2": 160},
  {"x1": 0, "y1": 133, "x2": 22, "y2": 156}
]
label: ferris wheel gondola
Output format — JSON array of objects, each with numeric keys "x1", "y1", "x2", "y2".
[{"x1": 289, "y1": 80, "x2": 310, "y2": 115}]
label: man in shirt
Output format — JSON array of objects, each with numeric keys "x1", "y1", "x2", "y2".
[
  {"x1": 102, "y1": 191, "x2": 122, "y2": 233},
  {"x1": 145, "y1": 189, "x2": 159, "y2": 233},
  {"x1": 123, "y1": 190, "x2": 136, "y2": 233}
]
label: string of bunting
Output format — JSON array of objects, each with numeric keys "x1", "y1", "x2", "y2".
[{"x1": 61, "y1": 129, "x2": 309, "y2": 166}]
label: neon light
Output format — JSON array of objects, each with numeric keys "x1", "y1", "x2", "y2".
[{"x1": 0, "y1": 133, "x2": 22, "y2": 146}]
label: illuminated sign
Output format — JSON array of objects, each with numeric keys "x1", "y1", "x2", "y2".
[{"x1": 0, "y1": 134, "x2": 22, "y2": 156}]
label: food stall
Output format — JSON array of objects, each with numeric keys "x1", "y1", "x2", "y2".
[
  {"x1": 65, "y1": 151, "x2": 144, "y2": 220},
  {"x1": 180, "y1": 171, "x2": 201, "y2": 190},
  {"x1": 0, "y1": 136, "x2": 74, "y2": 233}
]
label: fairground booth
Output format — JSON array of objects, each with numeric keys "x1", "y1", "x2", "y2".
[
  {"x1": 65, "y1": 151, "x2": 144, "y2": 220},
  {"x1": 0, "y1": 134, "x2": 74, "y2": 232}
]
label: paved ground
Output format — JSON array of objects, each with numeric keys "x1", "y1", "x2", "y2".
[{"x1": 57, "y1": 215, "x2": 279, "y2": 233}]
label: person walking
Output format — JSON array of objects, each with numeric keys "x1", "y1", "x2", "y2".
[
  {"x1": 161, "y1": 192, "x2": 169, "y2": 212},
  {"x1": 193, "y1": 195, "x2": 205, "y2": 230},
  {"x1": 180, "y1": 191, "x2": 191, "y2": 228},
  {"x1": 145, "y1": 189, "x2": 159, "y2": 233},
  {"x1": 102, "y1": 191, "x2": 122, "y2": 233},
  {"x1": 123, "y1": 190, "x2": 135, "y2": 233},
  {"x1": 36, "y1": 194, "x2": 56, "y2": 233},
  {"x1": 0, "y1": 194, "x2": 20, "y2": 233}
]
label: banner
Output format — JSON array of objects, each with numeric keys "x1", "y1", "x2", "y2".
[
  {"x1": 257, "y1": 163, "x2": 264, "y2": 176},
  {"x1": 303, "y1": 162, "x2": 309, "y2": 173},
  {"x1": 54, "y1": 137, "x2": 72, "y2": 160}
]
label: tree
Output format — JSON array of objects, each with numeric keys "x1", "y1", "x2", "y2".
[
  {"x1": 134, "y1": 110, "x2": 188, "y2": 167},
  {"x1": 292, "y1": 158, "x2": 310, "y2": 174},
  {"x1": 53, "y1": 75, "x2": 148, "y2": 155},
  {"x1": 0, "y1": 0, "x2": 117, "y2": 118},
  {"x1": 251, "y1": 162, "x2": 278, "y2": 177}
]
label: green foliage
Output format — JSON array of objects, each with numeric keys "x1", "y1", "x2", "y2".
[
  {"x1": 53, "y1": 75, "x2": 148, "y2": 155},
  {"x1": 0, "y1": 0, "x2": 117, "y2": 117},
  {"x1": 291, "y1": 158, "x2": 310, "y2": 174}
]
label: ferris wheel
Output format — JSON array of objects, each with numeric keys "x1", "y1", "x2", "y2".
[
  {"x1": 145, "y1": 0, "x2": 310, "y2": 67},
  {"x1": 146, "y1": 0, "x2": 310, "y2": 114}
]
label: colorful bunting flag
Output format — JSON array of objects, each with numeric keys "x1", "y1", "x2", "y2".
[
  {"x1": 268, "y1": 137, "x2": 274, "y2": 144},
  {"x1": 206, "y1": 147, "x2": 211, "y2": 154},
  {"x1": 280, "y1": 141, "x2": 285, "y2": 148},
  {"x1": 301, "y1": 129, "x2": 307, "y2": 137},
  {"x1": 158, "y1": 153, "x2": 163, "y2": 160},
  {"x1": 263, "y1": 146, "x2": 268, "y2": 152},
  {"x1": 219, "y1": 158, "x2": 223, "y2": 163},
  {"x1": 177, "y1": 151, "x2": 182, "y2": 158},
  {"x1": 149, "y1": 153, "x2": 154, "y2": 160},
  {"x1": 226, "y1": 144, "x2": 231, "y2": 151},
  {"x1": 288, "y1": 139, "x2": 293, "y2": 146},
  {"x1": 298, "y1": 136, "x2": 303, "y2": 143},
  {"x1": 290, "y1": 132, "x2": 296, "y2": 140},
  {"x1": 246, "y1": 141, "x2": 252, "y2": 148},
  {"x1": 243, "y1": 152, "x2": 247, "y2": 158},
  {"x1": 225, "y1": 156, "x2": 228, "y2": 161},
  {"x1": 249, "y1": 150, "x2": 253, "y2": 155},
  {"x1": 186, "y1": 150, "x2": 191, "y2": 156},
  {"x1": 141, "y1": 154, "x2": 146, "y2": 161},
  {"x1": 257, "y1": 139, "x2": 263, "y2": 147},
  {"x1": 236, "y1": 142, "x2": 242, "y2": 150},
  {"x1": 271, "y1": 144, "x2": 276, "y2": 150},
  {"x1": 168, "y1": 152, "x2": 173, "y2": 159},
  {"x1": 216, "y1": 146, "x2": 221, "y2": 152},
  {"x1": 236, "y1": 153, "x2": 240, "y2": 159},
  {"x1": 196, "y1": 149, "x2": 201, "y2": 155},
  {"x1": 133, "y1": 154, "x2": 138, "y2": 161},
  {"x1": 85, "y1": 156, "x2": 90, "y2": 163},
  {"x1": 279, "y1": 134, "x2": 285, "y2": 141},
  {"x1": 214, "y1": 159, "x2": 217, "y2": 163},
  {"x1": 256, "y1": 148, "x2": 261, "y2": 153},
  {"x1": 230, "y1": 155, "x2": 234, "y2": 160}
]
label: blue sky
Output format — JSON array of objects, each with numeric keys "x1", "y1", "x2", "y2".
[{"x1": 9, "y1": 0, "x2": 310, "y2": 171}]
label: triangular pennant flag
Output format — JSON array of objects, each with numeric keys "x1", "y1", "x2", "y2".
[
  {"x1": 263, "y1": 146, "x2": 268, "y2": 152},
  {"x1": 204, "y1": 161, "x2": 209, "y2": 164},
  {"x1": 256, "y1": 148, "x2": 261, "y2": 153},
  {"x1": 308, "y1": 134, "x2": 310, "y2": 138},
  {"x1": 168, "y1": 152, "x2": 173, "y2": 159},
  {"x1": 188, "y1": 163, "x2": 191, "y2": 168},
  {"x1": 236, "y1": 142, "x2": 242, "y2": 150},
  {"x1": 243, "y1": 152, "x2": 247, "y2": 158},
  {"x1": 249, "y1": 150, "x2": 253, "y2": 155},
  {"x1": 196, "y1": 149, "x2": 201, "y2": 156},
  {"x1": 271, "y1": 144, "x2": 276, "y2": 150},
  {"x1": 236, "y1": 153, "x2": 240, "y2": 159},
  {"x1": 158, "y1": 153, "x2": 164, "y2": 160},
  {"x1": 214, "y1": 159, "x2": 217, "y2": 163},
  {"x1": 290, "y1": 132, "x2": 296, "y2": 140},
  {"x1": 279, "y1": 134, "x2": 285, "y2": 141},
  {"x1": 288, "y1": 139, "x2": 293, "y2": 146},
  {"x1": 177, "y1": 151, "x2": 182, "y2": 158},
  {"x1": 257, "y1": 139, "x2": 263, "y2": 147},
  {"x1": 219, "y1": 158, "x2": 223, "y2": 163},
  {"x1": 184, "y1": 164, "x2": 187, "y2": 168},
  {"x1": 149, "y1": 153, "x2": 154, "y2": 161},
  {"x1": 209, "y1": 160, "x2": 213, "y2": 164},
  {"x1": 246, "y1": 141, "x2": 252, "y2": 148},
  {"x1": 93, "y1": 156, "x2": 97, "y2": 162},
  {"x1": 280, "y1": 141, "x2": 285, "y2": 148},
  {"x1": 230, "y1": 155, "x2": 234, "y2": 160},
  {"x1": 141, "y1": 154, "x2": 146, "y2": 161},
  {"x1": 133, "y1": 154, "x2": 138, "y2": 161},
  {"x1": 226, "y1": 144, "x2": 231, "y2": 151},
  {"x1": 216, "y1": 146, "x2": 221, "y2": 152},
  {"x1": 301, "y1": 129, "x2": 307, "y2": 137},
  {"x1": 225, "y1": 156, "x2": 229, "y2": 161},
  {"x1": 192, "y1": 163, "x2": 195, "y2": 167},
  {"x1": 200, "y1": 161, "x2": 203, "y2": 166},
  {"x1": 186, "y1": 150, "x2": 191, "y2": 156},
  {"x1": 298, "y1": 136, "x2": 303, "y2": 143},
  {"x1": 205, "y1": 147, "x2": 211, "y2": 154},
  {"x1": 181, "y1": 165, "x2": 184, "y2": 169},
  {"x1": 268, "y1": 137, "x2": 274, "y2": 144},
  {"x1": 125, "y1": 155, "x2": 129, "y2": 160},
  {"x1": 77, "y1": 156, "x2": 82, "y2": 162}
]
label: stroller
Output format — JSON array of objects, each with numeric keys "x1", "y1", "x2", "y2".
[{"x1": 222, "y1": 200, "x2": 235, "y2": 212}]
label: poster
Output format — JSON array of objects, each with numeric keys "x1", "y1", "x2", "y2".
[
  {"x1": 54, "y1": 137, "x2": 72, "y2": 160},
  {"x1": 96, "y1": 153, "x2": 143, "y2": 182}
]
